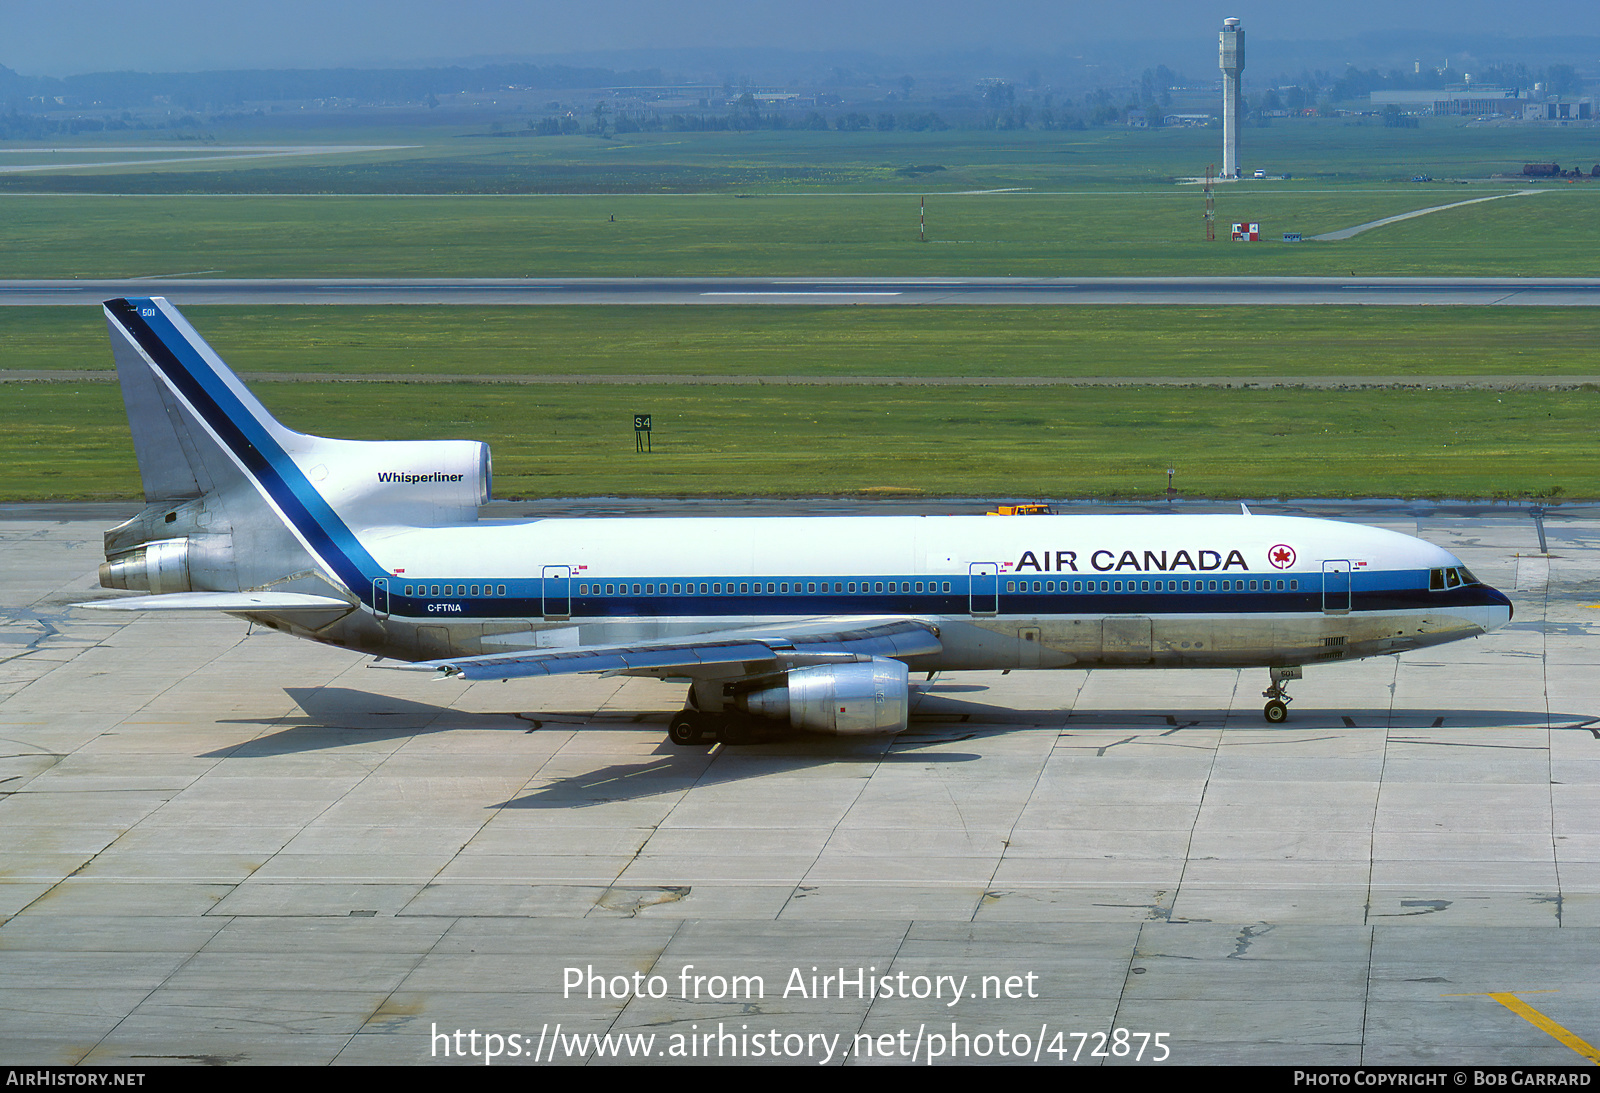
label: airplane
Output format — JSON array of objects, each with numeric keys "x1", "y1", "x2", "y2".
[{"x1": 82, "y1": 296, "x2": 1514, "y2": 744}]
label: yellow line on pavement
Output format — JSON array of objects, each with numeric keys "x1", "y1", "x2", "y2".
[{"x1": 1486, "y1": 993, "x2": 1600, "y2": 1065}]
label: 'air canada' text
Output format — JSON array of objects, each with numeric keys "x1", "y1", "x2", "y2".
[{"x1": 1015, "y1": 549, "x2": 1251, "y2": 574}]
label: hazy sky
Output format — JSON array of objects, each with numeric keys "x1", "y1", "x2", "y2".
[{"x1": 8, "y1": 1, "x2": 1596, "y2": 76}]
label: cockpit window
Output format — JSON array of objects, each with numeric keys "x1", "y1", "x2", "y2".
[{"x1": 1430, "y1": 566, "x2": 1478, "y2": 590}]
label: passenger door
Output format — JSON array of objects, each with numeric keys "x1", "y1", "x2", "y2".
[
  {"x1": 542, "y1": 565, "x2": 571, "y2": 620},
  {"x1": 969, "y1": 562, "x2": 999, "y2": 616},
  {"x1": 1322, "y1": 560, "x2": 1352, "y2": 615}
]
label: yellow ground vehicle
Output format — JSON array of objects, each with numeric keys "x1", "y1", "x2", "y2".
[{"x1": 985, "y1": 503, "x2": 1054, "y2": 516}]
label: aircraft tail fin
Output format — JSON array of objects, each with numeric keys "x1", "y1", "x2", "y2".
[
  {"x1": 106, "y1": 297, "x2": 489, "y2": 531},
  {"x1": 104, "y1": 297, "x2": 296, "y2": 505},
  {"x1": 100, "y1": 297, "x2": 490, "y2": 601}
]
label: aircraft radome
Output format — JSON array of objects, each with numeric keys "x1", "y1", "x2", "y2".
[{"x1": 82, "y1": 297, "x2": 1513, "y2": 743}]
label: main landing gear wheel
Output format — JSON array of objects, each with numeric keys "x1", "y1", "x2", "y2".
[
  {"x1": 668, "y1": 712, "x2": 754, "y2": 746},
  {"x1": 668, "y1": 712, "x2": 706, "y2": 746}
]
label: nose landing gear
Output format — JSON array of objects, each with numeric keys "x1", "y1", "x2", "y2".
[{"x1": 1262, "y1": 666, "x2": 1302, "y2": 723}]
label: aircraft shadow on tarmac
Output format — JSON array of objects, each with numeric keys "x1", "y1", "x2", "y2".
[
  {"x1": 909, "y1": 687, "x2": 1595, "y2": 733},
  {"x1": 209, "y1": 685, "x2": 1595, "y2": 742},
  {"x1": 203, "y1": 686, "x2": 540, "y2": 756},
  {"x1": 194, "y1": 686, "x2": 1598, "y2": 807}
]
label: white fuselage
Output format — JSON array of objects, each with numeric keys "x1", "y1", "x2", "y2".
[{"x1": 344, "y1": 512, "x2": 1509, "y2": 668}]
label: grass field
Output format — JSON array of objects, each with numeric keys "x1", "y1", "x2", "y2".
[
  {"x1": 7, "y1": 305, "x2": 1600, "y2": 378},
  {"x1": 5, "y1": 122, "x2": 1597, "y2": 192},
  {"x1": 4, "y1": 186, "x2": 1594, "y2": 278},
  {"x1": 7, "y1": 302, "x2": 1598, "y2": 499},
  {"x1": 3, "y1": 122, "x2": 1597, "y2": 278},
  {"x1": 4, "y1": 121, "x2": 1597, "y2": 500},
  {"x1": 4, "y1": 379, "x2": 1592, "y2": 502}
]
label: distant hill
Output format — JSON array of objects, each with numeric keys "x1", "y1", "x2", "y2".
[{"x1": 0, "y1": 62, "x2": 669, "y2": 111}]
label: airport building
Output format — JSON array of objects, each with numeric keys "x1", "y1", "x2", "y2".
[
  {"x1": 1367, "y1": 87, "x2": 1591, "y2": 119},
  {"x1": 1369, "y1": 88, "x2": 1522, "y2": 116},
  {"x1": 1522, "y1": 97, "x2": 1592, "y2": 121}
]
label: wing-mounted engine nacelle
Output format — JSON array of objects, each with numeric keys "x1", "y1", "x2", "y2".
[
  {"x1": 288, "y1": 437, "x2": 491, "y2": 528},
  {"x1": 730, "y1": 657, "x2": 910, "y2": 735},
  {"x1": 100, "y1": 535, "x2": 232, "y2": 593}
]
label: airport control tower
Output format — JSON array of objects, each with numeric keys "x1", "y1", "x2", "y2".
[{"x1": 1219, "y1": 16, "x2": 1245, "y2": 179}]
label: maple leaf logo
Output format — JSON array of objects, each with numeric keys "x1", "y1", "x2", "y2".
[{"x1": 1268, "y1": 544, "x2": 1296, "y2": 569}]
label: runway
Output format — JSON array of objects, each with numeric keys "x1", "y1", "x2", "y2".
[
  {"x1": 5, "y1": 276, "x2": 1600, "y2": 307},
  {"x1": 2, "y1": 501, "x2": 1599, "y2": 1065}
]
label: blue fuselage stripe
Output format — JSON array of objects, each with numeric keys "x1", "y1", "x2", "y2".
[{"x1": 386, "y1": 574, "x2": 1504, "y2": 620}]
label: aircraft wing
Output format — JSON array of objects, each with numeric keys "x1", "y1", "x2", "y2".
[
  {"x1": 407, "y1": 618, "x2": 942, "y2": 682},
  {"x1": 77, "y1": 591, "x2": 356, "y2": 614}
]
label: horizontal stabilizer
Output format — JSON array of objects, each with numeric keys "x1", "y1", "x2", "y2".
[{"x1": 77, "y1": 591, "x2": 356, "y2": 613}]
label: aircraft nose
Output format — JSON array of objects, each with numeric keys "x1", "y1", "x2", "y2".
[{"x1": 1478, "y1": 584, "x2": 1513, "y2": 632}]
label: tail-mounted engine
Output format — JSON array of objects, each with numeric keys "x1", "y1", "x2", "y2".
[
  {"x1": 289, "y1": 437, "x2": 491, "y2": 528},
  {"x1": 99, "y1": 534, "x2": 234, "y2": 593}
]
